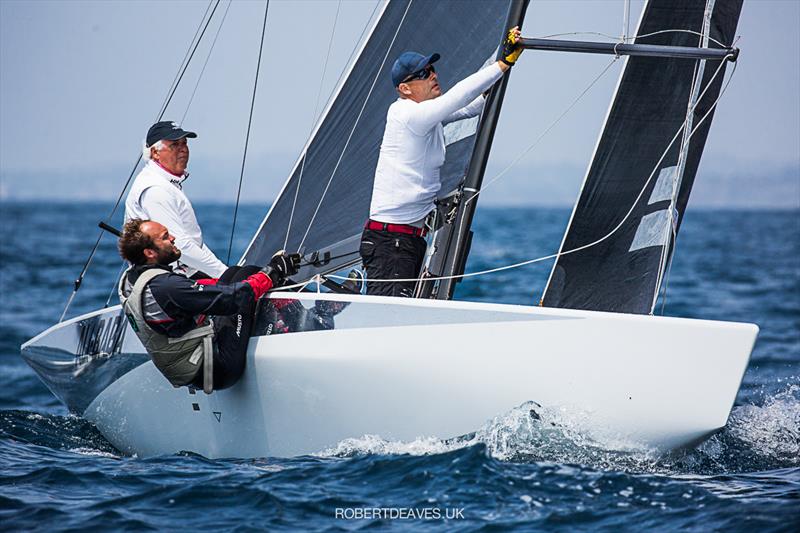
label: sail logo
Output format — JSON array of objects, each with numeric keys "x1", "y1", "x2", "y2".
[{"x1": 629, "y1": 166, "x2": 679, "y2": 252}]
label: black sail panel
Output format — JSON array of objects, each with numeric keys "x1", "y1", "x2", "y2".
[
  {"x1": 542, "y1": 0, "x2": 742, "y2": 314},
  {"x1": 241, "y1": 0, "x2": 512, "y2": 279}
]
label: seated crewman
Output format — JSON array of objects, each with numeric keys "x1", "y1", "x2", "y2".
[{"x1": 117, "y1": 218, "x2": 298, "y2": 393}]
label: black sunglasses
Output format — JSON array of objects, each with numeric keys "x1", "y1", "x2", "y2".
[{"x1": 402, "y1": 65, "x2": 435, "y2": 84}]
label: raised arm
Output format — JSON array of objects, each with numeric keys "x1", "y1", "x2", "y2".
[
  {"x1": 443, "y1": 94, "x2": 486, "y2": 125},
  {"x1": 405, "y1": 26, "x2": 522, "y2": 133},
  {"x1": 405, "y1": 63, "x2": 503, "y2": 134}
]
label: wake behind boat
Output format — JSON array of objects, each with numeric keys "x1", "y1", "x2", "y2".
[{"x1": 22, "y1": 0, "x2": 757, "y2": 458}]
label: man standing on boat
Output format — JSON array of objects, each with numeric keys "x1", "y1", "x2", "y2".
[
  {"x1": 361, "y1": 27, "x2": 523, "y2": 297},
  {"x1": 125, "y1": 121, "x2": 227, "y2": 279},
  {"x1": 117, "y1": 218, "x2": 299, "y2": 393}
]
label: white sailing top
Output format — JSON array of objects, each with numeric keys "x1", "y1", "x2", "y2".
[
  {"x1": 369, "y1": 63, "x2": 504, "y2": 224},
  {"x1": 125, "y1": 160, "x2": 227, "y2": 278}
]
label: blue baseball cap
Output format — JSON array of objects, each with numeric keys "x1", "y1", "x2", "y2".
[{"x1": 391, "y1": 51, "x2": 440, "y2": 87}]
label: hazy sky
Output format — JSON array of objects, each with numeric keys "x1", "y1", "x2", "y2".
[{"x1": 1, "y1": 0, "x2": 798, "y2": 207}]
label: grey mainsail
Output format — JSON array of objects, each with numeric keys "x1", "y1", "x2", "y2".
[
  {"x1": 241, "y1": 0, "x2": 514, "y2": 280},
  {"x1": 542, "y1": 0, "x2": 743, "y2": 314}
]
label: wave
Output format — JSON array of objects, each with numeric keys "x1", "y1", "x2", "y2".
[
  {"x1": 0, "y1": 409, "x2": 118, "y2": 456},
  {"x1": 3, "y1": 382, "x2": 796, "y2": 476},
  {"x1": 318, "y1": 384, "x2": 800, "y2": 475}
]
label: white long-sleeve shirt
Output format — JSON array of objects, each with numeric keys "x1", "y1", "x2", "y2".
[
  {"x1": 369, "y1": 63, "x2": 504, "y2": 224},
  {"x1": 125, "y1": 160, "x2": 227, "y2": 278}
]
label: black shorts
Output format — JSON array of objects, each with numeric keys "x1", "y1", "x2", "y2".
[{"x1": 360, "y1": 228, "x2": 427, "y2": 298}]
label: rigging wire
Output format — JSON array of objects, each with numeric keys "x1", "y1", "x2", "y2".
[
  {"x1": 326, "y1": 52, "x2": 737, "y2": 288},
  {"x1": 181, "y1": 0, "x2": 234, "y2": 124},
  {"x1": 58, "y1": 0, "x2": 222, "y2": 323},
  {"x1": 104, "y1": 262, "x2": 128, "y2": 308},
  {"x1": 158, "y1": 0, "x2": 216, "y2": 120},
  {"x1": 465, "y1": 56, "x2": 619, "y2": 207},
  {"x1": 659, "y1": 60, "x2": 738, "y2": 315},
  {"x1": 284, "y1": 0, "x2": 343, "y2": 250},
  {"x1": 297, "y1": 0, "x2": 414, "y2": 251},
  {"x1": 534, "y1": 29, "x2": 728, "y2": 49},
  {"x1": 465, "y1": 28, "x2": 735, "y2": 207},
  {"x1": 653, "y1": 0, "x2": 715, "y2": 312},
  {"x1": 226, "y1": 0, "x2": 270, "y2": 264},
  {"x1": 240, "y1": 0, "x2": 381, "y2": 262},
  {"x1": 622, "y1": 0, "x2": 630, "y2": 43}
]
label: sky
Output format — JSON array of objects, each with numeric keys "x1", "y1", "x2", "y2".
[{"x1": 0, "y1": 0, "x2": 798, "y2": 208}]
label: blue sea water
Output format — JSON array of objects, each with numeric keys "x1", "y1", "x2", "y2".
[{"x1": 0, "y1": 201, "x2": 798, "y2": 531}]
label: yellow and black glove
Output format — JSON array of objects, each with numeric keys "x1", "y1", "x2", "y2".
[{"x1": 500, "y1": 27, "x2": 523, "y2": 66}]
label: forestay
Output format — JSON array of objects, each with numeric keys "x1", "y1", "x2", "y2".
[
  {"x1": 542, "y1": 0, "x2": 743, "y2": 314},
  {"x1": 240, "y1": 0, "x2": 513, "y2": 280}
]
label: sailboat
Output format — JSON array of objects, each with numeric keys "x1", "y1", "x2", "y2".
[{"x1": 21, "y1": 0, "x2": 757, "y2": 458}]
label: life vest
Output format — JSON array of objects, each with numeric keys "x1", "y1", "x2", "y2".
[{"x1": 119, "y1": 268, "x2": 215, "y2": 394}]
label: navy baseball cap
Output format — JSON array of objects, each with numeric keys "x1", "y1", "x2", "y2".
[
  {"x1": 391, "y1": 51, "x2": 440, "y2": 87},
  {"x1": 146, "y1": 121, "x2": 197, "y2": 147}
]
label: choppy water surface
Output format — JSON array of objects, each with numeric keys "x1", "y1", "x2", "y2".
[{"x1": 1, "y1": 202, "x2": 798, "y2": 531}]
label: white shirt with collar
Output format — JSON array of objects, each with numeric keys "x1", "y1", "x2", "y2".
[
  {"x1": 369, "y1": 63, "x2": 504, "y2": 224},
  {"x1": 125, "y1": 160, "x2": 227, "y2": 278}
]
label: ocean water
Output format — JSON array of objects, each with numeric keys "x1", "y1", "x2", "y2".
[{"x1": 1, "y1": 201, "x2": 798, "y2": 531}]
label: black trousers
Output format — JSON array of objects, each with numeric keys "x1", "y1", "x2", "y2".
[
  {"x1": 191, "y1": 265, "x2": 260, "y2": 390},
  {"x1": 360, "y1": 228, "x2": 427, "y2": 297}
]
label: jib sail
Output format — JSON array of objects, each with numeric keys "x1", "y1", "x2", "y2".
[{"x1": 542, "y1": 0, "x2": 743, "y2": 314}]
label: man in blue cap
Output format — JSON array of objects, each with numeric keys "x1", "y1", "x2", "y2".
[
  {"x1": 125, "y1": 121, "x2": 227, "y2": 279},
  {"x1": 361, "y1": 27, "x2": 523, "y2": 297}
]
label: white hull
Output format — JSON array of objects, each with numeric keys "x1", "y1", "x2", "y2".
[{"x1": 22, "y1": 293, "x2": 757, "y2": 458}]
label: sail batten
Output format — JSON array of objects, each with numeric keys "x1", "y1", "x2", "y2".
[{"x1": 541, "y1": 0, "x2": 742, "y2": 315}]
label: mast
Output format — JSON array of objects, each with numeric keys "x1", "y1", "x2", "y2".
[{"x1": 427, "y1": 0, "x2": 530, "y2": 300}]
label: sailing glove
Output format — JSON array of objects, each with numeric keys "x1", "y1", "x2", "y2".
[
  {"x1": 261, "y1": 251, "x2": 301, "y2": 287},
  {"x1": 501, "y1": 26, "x2": 523, "y2": 66}
]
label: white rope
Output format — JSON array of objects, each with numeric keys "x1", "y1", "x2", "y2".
[
  {"x1": 268, "y1": 275, "x2": 320, "y2": 293},
  {"x1": 465, "y1": 56, "x2": 619, "y2": 207},
  {"x1": 298, "y1": 0, "x2": 414, "y2": 251},
  {"x1": 284, "y1": 0, "x2": 343, "y2": 250},
  {"x1": 331, "y1": 52, "x2": 736, "y2": 286}
]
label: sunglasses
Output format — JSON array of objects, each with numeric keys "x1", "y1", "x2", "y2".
[{"x1": 402, "y1": 65, "x2": 435, "y2": 84}]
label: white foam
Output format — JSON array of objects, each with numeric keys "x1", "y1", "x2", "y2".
[{"x1": 726, "y1": 384, "x2": 800, "y2": 463}]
